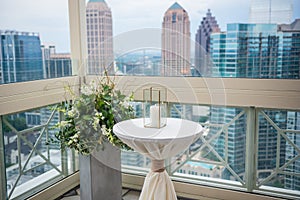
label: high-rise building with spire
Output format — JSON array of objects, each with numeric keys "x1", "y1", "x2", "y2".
[
  {"x1": 195, "y1": 9, "x2": 220, "y2": 76},
  {"x1": 86, "y1": 0, "x2": 114, "y2": 75},
  {"x1": 162, "y1": 2, "x2": 190, "y2": 76}
]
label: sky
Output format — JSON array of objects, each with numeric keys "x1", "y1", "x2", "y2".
[{"x1": 0, "y1": 0, "x2": 299, "y2": 53}]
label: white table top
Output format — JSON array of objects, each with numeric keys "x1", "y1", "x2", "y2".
[
  {"x1": 113, "y1": 118, "x2": 203, "y2": 160},
  {"x1": 113, "y1": 118, "x2": 203, "y2": 142}
]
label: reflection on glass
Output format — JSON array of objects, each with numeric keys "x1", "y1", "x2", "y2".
[{"x1": 3, "y1": 106, "x2": 78, "y2": 199}]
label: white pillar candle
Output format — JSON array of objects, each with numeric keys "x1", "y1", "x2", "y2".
[{"x1": 150, "y1": 104, "x2": 160, "y2": 127}]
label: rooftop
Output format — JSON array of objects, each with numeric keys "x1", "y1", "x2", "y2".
[{"x1": 168, "y1": 2, "x2": 184, "y2": 10}]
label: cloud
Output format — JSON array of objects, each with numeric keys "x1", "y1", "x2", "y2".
[
  {"x1": 108, "y1": 0, "x2": 250, "y2": 35},
  {"x1": 1, "y1": 0, "x2": 299, "y2": 52},
  {"x1": 0, "y1": 0, "x2": 69, "y2": 52}
]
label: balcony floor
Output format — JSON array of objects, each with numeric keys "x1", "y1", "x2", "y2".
[{"x1": 57, "y1": 186, "x2": 198, "y2": 200}]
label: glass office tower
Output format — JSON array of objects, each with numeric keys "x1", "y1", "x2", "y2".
[
  {"x1": 0, "y1": 30, "x2": 43, "y2": 84},
  {"x1": 209, "y1": 21, "x2": 300, "y2": 187},
  {"x1": 211, "y1": 23, "x2": 300, "y2": 79}
]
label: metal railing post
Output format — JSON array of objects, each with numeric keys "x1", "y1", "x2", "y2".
[
  {"x1": 245, "y1": 107, "x2": 257, "y2": 192},
  {"x1": 0, "y1": 116, "x2": 8, "y2": 200}
]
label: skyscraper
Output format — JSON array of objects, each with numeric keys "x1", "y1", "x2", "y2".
[
  {"x1": 86, "y1": 0, "x2": 114, "y2": 75},
  {"x1": 279, "y1": 19, "x2": 300, "y2": 190},
  {"x1": 211, "y1": 22, "x2": 300, "y2": 79},
  {"x1": 278, "y1": 19, "x2": 300, "y2": 79},
  {"x1": 209, "y1": 21, "x2": 300, "y2": 187},
  {"x1": 0, "y1": 30, "x2": 43, "y2": 84},
  {"x1": 195, "y1": 9, "x2": 220, "y2": 76},
  {"x1": 211, "y1": 23, "x2": 280, "y2": 78},
  {"x1": 249, "y1": 0, "x2": 293, "y2": 24},
  {"x1": 162, "y1": 2, "x2": 190, "y2": 76},
  {"x1": 41, "y1": 45, "x2": 72, "y2": 79},
  {"x1": 285, "y1": 111, "x2": 300, "y2": 190}
]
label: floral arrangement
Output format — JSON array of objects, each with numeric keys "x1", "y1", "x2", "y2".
[{"x1": 54, "y1": 75, "x2": 134, "y2": 155}]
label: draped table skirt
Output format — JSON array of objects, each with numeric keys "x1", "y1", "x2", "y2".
[{"x1": 113, "y1": 118, "x2": 203, "y2": 200}]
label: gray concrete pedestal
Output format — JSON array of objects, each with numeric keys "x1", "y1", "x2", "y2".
[{"x1": 79, "y1": 141, "x2": 122, "y2": 200}]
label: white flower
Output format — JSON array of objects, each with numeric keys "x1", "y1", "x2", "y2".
[
  {"x1": 59, "y1": 120, "x2": 69, "y2": 127},
  {"x1": 101, "y1": 125, "x2": 111, "y2": 136},
  {"x1": 95, "y1": 112, "x2": 105, "y2": 121},
  {"x1": 81, "y1": 81, "x2": 98, "y2": 96},
  {"x1": 81, "y1": 85, "x2": 93, "y2": 95},
  {"x1": 67, "y1": 109, "x2": 76, "y2": 117},
  {"x1": 92, "y1": 117, "x2": 100, "y2": 130},
  {"x1": 95, "y1": 112, "x2": 103, "y2": 117},
  {"x1": 68, "y1": 134, "x2": 79, "y2": 144},
  {"x1": 90, "y1": 80, "x2": 97, "y2": 91},
  {"x1": 104, "y1": 100, "x2": 111, "y2": 105}
]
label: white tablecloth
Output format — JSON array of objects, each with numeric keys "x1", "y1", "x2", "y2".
[{"x1": 113, "y1": 118, "x2": 203, "y2": 200}]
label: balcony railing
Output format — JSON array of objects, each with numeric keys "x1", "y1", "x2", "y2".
[
  {"x1": 0, "y1": 1, "x2": 299, "y2": 199},
  {"x1": 0, "y1": 75, "x2": 299, "y2": 200}
]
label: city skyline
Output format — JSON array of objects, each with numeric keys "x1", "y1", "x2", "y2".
[
  {"x1": 1, "y1": 0, "x2": 299, "y2": 53},
  {"x1": 1, "y1": 1, "x2": 299, "y2": 197}
]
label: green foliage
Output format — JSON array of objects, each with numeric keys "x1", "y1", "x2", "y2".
[{"x1": 54, "y1": 75, "x2": 134, "y2": 155}]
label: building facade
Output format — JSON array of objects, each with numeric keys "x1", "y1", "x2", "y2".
[
  {"x1": 249, "y1": 0, "x2": 293, "y2": 24},
  {"x1": 162, "y1": 2, "x2": 190, "y2": 76},
  {"x1": 285, "y1": 111, "x2": 300, "y2": 190},
  {"x1": 280, "y1": 20, "x2": 300, "y2": 190},
  {"x1": 41, "y1": 45, "x2": 72, "y2": 79},
  {"x1": 211, "y1": 22, "x2": 300, "y2": 79},
  {"x1": 195, "y1": 9, "x2": 220, "y2": 76},
  {"x1": 277, "y1": 19, "x2": 300, "y2": 79},
  {"x1": 0, "y1": 30, "x2": 43, "y2": 84},
  {"x1": 209, "y1": 21, "x2": 300, "y2": 187},
  {"x1": 86, "y1": 0, "x2": 114, "y2": 75}
]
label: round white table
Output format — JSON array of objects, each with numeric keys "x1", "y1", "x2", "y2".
[{"x1": 113, "y1": 118, "x2": 203, "y2": 200}]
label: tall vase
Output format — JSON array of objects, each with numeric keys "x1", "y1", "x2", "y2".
[{"x1": 79, "y1": 141, "x2": 122, "y2": 200}]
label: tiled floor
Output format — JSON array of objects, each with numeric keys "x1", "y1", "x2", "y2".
[
  {"x1": 57, "y1": 186, "x2": 194, "y2": 200},
  {"x1": 122, "y1": 189, "x2": 140, "y2": 200},
  {"x1": 57, "y1": 186, "x2": 141, "y2": 200}
]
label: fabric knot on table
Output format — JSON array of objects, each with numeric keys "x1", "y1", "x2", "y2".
[{"x1": 151, "y1": 159, "x2": 165, "y2": 172}]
